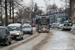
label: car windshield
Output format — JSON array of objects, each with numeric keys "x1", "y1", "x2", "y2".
[
  {"x1": 8, "y1": 26, "x2": 20, "y2": 31},
  {"x1": 64, "y1": 24, "x2": 71, "y2": 26},
  {"x1": 0, "y1": 28, "x2": 6, "y2": 34},
  {"x1": 23, "y1": 26, "x2": 31, "y2": 28}
]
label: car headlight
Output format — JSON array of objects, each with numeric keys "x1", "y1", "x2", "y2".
[{"x1": 16, "y1": 33, "x2": 20, "y2": 35}]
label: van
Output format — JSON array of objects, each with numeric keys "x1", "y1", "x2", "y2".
[{"x1": 7, "y1": 23, "x2": 23, "y2": 40}]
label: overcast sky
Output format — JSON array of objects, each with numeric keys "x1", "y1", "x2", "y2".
[
  {"x1": 21, "y1": 0, "x2": 65, "y2": 11},
  {"x1": 23, "y1": 0, "x2": 64, "y2": 6}
]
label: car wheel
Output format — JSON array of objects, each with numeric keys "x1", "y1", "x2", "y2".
[
  {"x1": 47, "y1": 31, "x2": 49, "y2": 33},
  {"x1": 30, "y1": 33, "x2": 33, "y2": 35},
  {"x1": 21, "y1": 36, "x2": 23, "y2": 40},
  {"x1": 9, "y1": 41, "x2": 11, "y2": 44},
  {"x1": 23, "y1": 32, "x2": 25, "y2": 35},
  {"x1": 69, "y1": 29, "x2": 71, "y2": 31},
  {"x1": 39, "y1": 31, "x2": 41, "y2": 33},
  {"x1": 19, "y1": 36, "x2": 22, "y2": 40},
  {"x1": 4, "y1": 41, "x2": 9, "y2": 46}
]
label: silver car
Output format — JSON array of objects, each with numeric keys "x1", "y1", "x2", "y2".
[
  {"x1": 22, "y1": 24, "x2": 33, "y2": 35},
  {"x1": 7, "y1": 23, "x2": 23, "y2": 40},
  {"x1": 61, "y1": 23, "x2": 71, "y2": 31}
]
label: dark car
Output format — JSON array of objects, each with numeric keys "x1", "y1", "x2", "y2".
[{"x1": 0, "y1": 26, "x2": 11, "y2": 45}]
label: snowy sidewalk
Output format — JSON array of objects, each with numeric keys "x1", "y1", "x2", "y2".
[{"x1": 40, "y1": 30, "x2": 75, "y2": 50}]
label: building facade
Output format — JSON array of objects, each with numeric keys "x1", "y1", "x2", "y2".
[
  {"x1": 70, "y1": 0, "x2": 75, "y2": 23},
  {"x1": 48, "y1": 12, "x2": 68, "y2": 24}
]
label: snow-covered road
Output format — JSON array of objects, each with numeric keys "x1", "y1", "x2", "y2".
[
  {"x1": 7, "y1": 28, "x2": 75, "y2": 50},
  {"x1": 13, "y1": 33, "x2": 49, "y2": 50},
  {"x1": 40, "y1": 30, "x2": 75, "y2": 50}
]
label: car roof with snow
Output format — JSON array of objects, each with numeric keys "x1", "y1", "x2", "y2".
[
  {"x1": 0, "y1": 26, "x2": 7, "y2": 29},
  {"x1": 23, "y1": 24, "x2": 31, "y2": 26},
  {"x1": 8, "y1": 23, "x2": 21, "y2": 27}
]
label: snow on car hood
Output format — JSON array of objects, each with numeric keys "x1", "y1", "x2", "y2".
[
  {"x1": 22, "y1": 28, "x2": 31, "y2": 31},
  {"x1": 10, "y1": 31, "x2": 20, "y2": 35}
]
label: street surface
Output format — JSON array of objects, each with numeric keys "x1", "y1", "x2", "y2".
[
  {"x1": 0, "y1": 35, "x2": 31, "y2": 50},
  {"x1": 0, "y1": 27, "x2": 36, "y2": 50},
  {"x1": 13, "y1": 28, "x2": 75, "y2": 50},
  {"x1": 13, "y1": 31, "x2": 52, "y2": 50},
  {"x1": 40, "y1": 29, "x2": 75, "y2": 50},
  {"x1": 0, "y1": 28, "x2": 75, "y2": 50}
]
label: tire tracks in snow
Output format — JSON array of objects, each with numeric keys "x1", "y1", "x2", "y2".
[
  {"x1": 8, "y1": 32, "x2": 40, "y2": 50},
  {"x1": 32, "y1": 32, "x2": 53, "y2": 50}
]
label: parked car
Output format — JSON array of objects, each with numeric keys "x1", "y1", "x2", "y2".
[
  {"x1": 0, "y1": 26, "x2": 11, "y2": 45},
  {"x1": 58, "y1": 24, "x2": 63, "y2": 29},
  {"x1": 7, "y1": 23, "x2": 23, "y2": 40},
  {"x1": 51, "y1": 23, "x2": 59, "y2": 28},
  {"x1": 71, "y1": 24, "x2": 75, "y2": 30},
  {"x1": 22, "y1": 24, "x2": 33, "y2": 35},
  {"x1": 61, "y1": 23, "x2": 72, "y2": 31}
]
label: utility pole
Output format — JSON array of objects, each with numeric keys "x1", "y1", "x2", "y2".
[{"x1": 5, "y1": 0, "x2": 8, "y2": 26}]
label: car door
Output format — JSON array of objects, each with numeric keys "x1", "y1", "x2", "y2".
[
  {"x1": 6, "y1": 29, "x2": 11, "y2": 41},
  {"x1": 20, "y1": 26, "x2": 23, "y2": 36}
]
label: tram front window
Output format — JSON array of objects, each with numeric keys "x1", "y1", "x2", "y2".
[{"x1": 40, "y1": 19, "x2": 48, "y2": 25}]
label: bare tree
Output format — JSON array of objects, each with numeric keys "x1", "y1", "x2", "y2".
[
  {"x1": 46, "y1": 4, "x2": 58, "y2": 13},
  {"x1": 58, "y1": 7, "x2": 64, "y2": 12}
]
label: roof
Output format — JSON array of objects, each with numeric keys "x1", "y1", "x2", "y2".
[
  {"x1": 35, "y1": 16, "x2": 49, "y2": 19},
  {"x1": 23, "y1": 24, "x2": 31, "y2": 27},
  {"x1": 0, "y1": 26, "x2": 6, "y2": 29},
  {"x1": 8, "y1": 23, "x2": 21, "y2": 27}
]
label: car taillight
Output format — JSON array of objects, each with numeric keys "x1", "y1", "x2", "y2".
[{"x1": 32, "y1": 23, "x2": 35, "y2": 26}]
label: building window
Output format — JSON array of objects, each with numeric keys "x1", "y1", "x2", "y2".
[
  {"x1": 74, "y1": 3, "x2": 75, "y2": 8},
  {"x1": 74, "y1": 12, "x2": 75, "y2": 17}
]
